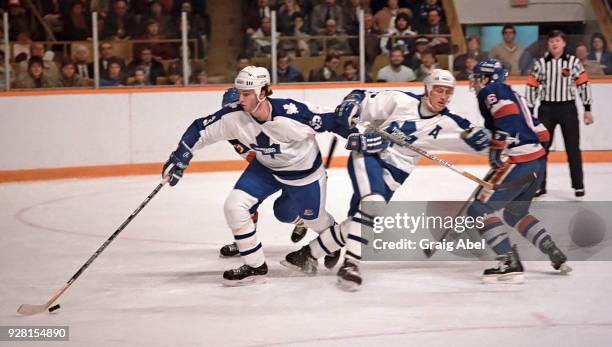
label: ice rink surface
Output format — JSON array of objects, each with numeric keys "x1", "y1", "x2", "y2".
[{"x1": 1, "y1": 163, "x2": 611, "y2": 346}]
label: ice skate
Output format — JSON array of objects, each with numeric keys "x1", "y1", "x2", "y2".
[
  {"x1": 482, "y1": 246, "x2": 524, "y2": 284},
  {"x1": 281, "y1": 245, "x2": 318, "y2": 274},
  {"x1": 324, "y1": 249, "x2": 342, "y2": 270},
  {"x1": 223, "y1": 263, "x2": 268, "y2": 286},
  {"x1": 337, "y1": 258, "x2": 362, "y2": 291},
  {"x1": 545, "y1": 242, "x2": 572, "y2": 274},
  {"x1": 219, "y1": 242, "x2": 239, "y2": 257},
  {"x1": 291, "y1": 221, "x2": 308, "y2": 243}
]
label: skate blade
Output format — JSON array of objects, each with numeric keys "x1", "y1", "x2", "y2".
[
  {"x1": 222, "y1": 275, "x2": 266, "y2": 287},
  {"x1": 558, "y1": 263, "x2": 572, "y2": 274},
  {"x1": 337, "y1": 277, "x2": 361, "y2": 292},
  {"x1": 219, "y1": 253, "x2": 240, "y2": 258},
  {"x1": 279, "y1": 260, "x2": 317, "y2": 275},
  {"x1": 482, "y1": 273, "x2": 524, "y2": 284}
]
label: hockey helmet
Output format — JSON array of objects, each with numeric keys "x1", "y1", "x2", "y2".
[
  {"x1": 234, "y1": 66, "x2": 270, "y2": 96},
  {"x1": 472, "y1": 58, "x2": 507, "y2": 84},
  {"x1": 425, "y1": 69, "x2": 456, "y2": 95}
]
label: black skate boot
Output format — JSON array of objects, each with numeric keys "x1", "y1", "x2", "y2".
[
  {"x1": 482, "y1": 245, "x2": 524, "y2": 284},
  {"x1": 544, "y1": 241, "x2": 572, "y2": 274},
  {"x1": 223, "y1": 262, "x2": 268, "y2": 286},
  {"x1": 280, "y1": 245, "x2": 318, "y2": 274},
  {"x1": 337, "y1": 258, "x2": 362, "y2": 291},
  {"x1": 219, "y1": 242, "x2": 239, "y2": 257},
  {"x1": 291, "y1": 222, "x2": 308, "y2": 243},
  {"x1": 324, "y1": 249, "x2": 342, "y2": 270}
]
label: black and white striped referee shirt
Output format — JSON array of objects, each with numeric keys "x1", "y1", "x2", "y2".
[{"x1": 525, "y1": 52, "x2": 592, "y2": 112}]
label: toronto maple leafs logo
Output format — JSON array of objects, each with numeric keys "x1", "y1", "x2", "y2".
[
  {"x1": 309, "y1": 115, "x2": 322, "y2": 130},
  {"x1": 386, "y1": 121, "x2": 418, "y2": 145},
  {"x1": 283, "y1": 103, "x2": 299, "y2": 115},
  {"x1": 250, "y1": 132, "x2": 281, "y2": 158}
]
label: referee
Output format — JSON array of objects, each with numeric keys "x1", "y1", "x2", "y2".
[{"x1": 526, "y1": 30, "x2": 594, "y2": 197}]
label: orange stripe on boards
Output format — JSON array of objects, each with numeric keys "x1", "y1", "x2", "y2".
[
  {"x1": 3, "y1": 78, "x2": 612, "y2": 97},
  {"x1": 2, "y1": 151, "x2": 612, "y2": 183}
]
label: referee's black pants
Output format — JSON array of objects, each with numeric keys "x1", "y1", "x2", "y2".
[{"x1": 538, "y1": 101, "x2": 584, "y2": 190}]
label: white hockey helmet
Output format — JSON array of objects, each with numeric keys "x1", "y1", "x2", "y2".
[
  {"x1": 424, "y1": 69, "x2": 456, "y2": 95},
  {"x1": 234, "y1": 65, "x2": 270, "y2": 96}
]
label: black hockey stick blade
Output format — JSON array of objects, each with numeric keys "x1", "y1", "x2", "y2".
[
  {"x1": 324, "y1": 136, "x2": 338, "y2": 169},
  {"x1": 492, "y1": 172, "x2": 537, "y2": 191}
]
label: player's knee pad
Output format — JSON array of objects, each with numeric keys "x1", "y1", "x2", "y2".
[
  {"x1": 503, "y1": 209, "x2": 527, "y2": 227},
  {"x1": 224, "y1": 189, "x2": 259, "y2": 233},
  {"x1": 273, "y1": 195, "x2": 299, "y2": 224}
]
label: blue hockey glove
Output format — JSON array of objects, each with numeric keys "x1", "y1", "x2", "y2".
[
  {"x1": 335, "y1": 90, "x2": 365, "y2": 128},
  {"x1": 222, "y1": 88, "x2": 240, "y2": 108},
  {"x1": 461, "y1": 126, "x2": 491, "y2": 152},
  {"x1": 346, "y1": 131, "x2": 389, "y2": 154},
  {"x1": 162, "y1": 142, "x2": 193, "y2": 186},
  {"x1": 489, "y1": 131, "x2": 508, "y2": 170}
]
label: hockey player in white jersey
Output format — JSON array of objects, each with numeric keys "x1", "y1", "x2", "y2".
[
  {"x1": 162, "y1": 66, "x2": 351, "y2": 285},
  {"x1": 282, "y1": 69, "x2": 492, "y2": 291}
]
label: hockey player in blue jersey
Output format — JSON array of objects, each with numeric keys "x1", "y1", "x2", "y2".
[
  {"x1": 282, "y1": 69, "x2": 493, "y2": 291},
  {"x1": 162, "y1": 66, "x2": 350, "y2": 285},
  {"x1": 465, "y1": 59, "x2": 571, "y2": 283}
]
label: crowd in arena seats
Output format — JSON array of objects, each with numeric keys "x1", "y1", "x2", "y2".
[
  {"x1": 1, "y1": 0, "x2": 210, "y2": 88},
  {"x1": 1, "y1": 0, "x2": 612, "y2": 90}
]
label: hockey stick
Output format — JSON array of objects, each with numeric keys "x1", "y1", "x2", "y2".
[
  {"x1": 423, "y1": 169, "x2": 496, "y2": 258},
  {"x1": 17, "y1": 177, "x2": 170, "y2": 315},
  {"x1": 375, "y1": 129, "x2": 535, "y2": 191},
  {"x1": 324, "y1": 136, "x2": 339, "y2": 169}
]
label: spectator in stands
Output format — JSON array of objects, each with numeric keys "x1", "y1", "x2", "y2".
[
  {"x1": 380, "y1": 12, "x2": 417, "y2": 55},
  {"x1": 454, "y1": 35, "x2": 486, "y2": 72},
  {"x1": 15, "y1": 56, "x2": 58, "y2": 88},
  {"x1": 93, "y1": 41, "x2": 126, "y2": 80},
  {"x1": 60, "y1": 0, "x2": 91, "y2": 41},
  {"x1": 249, "y1": 16, "x2": 278, "y2": 57},
  {"x1": 311, "y1": 0, "x2": 344, "y2": 35},
  {"x1": 166, "y1": 64, "x2": 184, "y2": 85},
  {"x1": 192, "y1": 69, "x2": 209, "y2": 85},
  {"x1": 73, "y1": 44, "x2": 93, "y2": 80},
  {"x1": 418, "y1": 8, "x2": 450, "y2": 54},
  {"x1": 377, "y1": 47, "x2": 416, "y2": 82},
  {"x1": 342, "y1": 0, "x2": 366, "y2": 35},
  {"x1": 488, "y1": 25, "x2": 523, "y2": 75},
  {"x1": 308, "y1": 52, "x2": 340, "y2": 82},
  {"x1": 145, "y1": 0, "x2": 177, "y2": 39},
  {"x1": 417, "y1": 0, "x2": 444, "y2": 26},
  {"x1": 317, "y1": 18, "x2": 351, "y2": 56},
  {"x1": 177, "y1": 1, "x2": 210, "y2": 58},
  {"x1": 519, "y1": 38, "x2": 547, "y2": 75},
  {"x1": 129, "y1": 67, "x2": 150, "y2": 86},
  {"x1": 244, "y1": 0, "x2": 272, "y2": 36},
  {"x1": 337, "y1": 60, "x2": 372, "y2": 82},
  {"x1": 127, "y1": 47, "x2": 166, "y2": 85},
  {"x1": 100, "y1": 58, "x2": 127, "y2": 86},
  {"x1": 374, "y1": 0, "x2": 411, "y2": 34},
  {"x1": 7, "y1": 0, "x2": 33, "y2": 41},
  {"x1": 58, "y1": 59, "x2": 87, "y2": 87},
  {"x1": 588, "y1": 32, "x2": 612, "y2": 74},
  {"x1": 280, "y1": 12, "x2": 313, "y2": 57},
  {"x1": 415, "y1": 49, "x2": 438, "y2": 81},
  {"x1": 134, "y1": 19, "x2": 176, "y2": 60},
  {"x1": 576, "y1": 42, "x2": 604, "y2": 76},
  {"x1": 165, "y1": 54, "x2": 204, "y2": 85},
  {"x1": 29, "y1": 42, "x2": 60, "y2": 82},
  {"x1": 229, "y1": 54, "x2": 251, "y2": 82},
  {"x1": 41, "y1": 0, "x2": 63, "y2": 36},
  {"x1": 102, "y1": 0, "x2": 138, "y2": 40},
  {"x1": 277, "y1": 51, "x2": 305, "y2": 82},
  {"x1": 277, "y1": 0, "x2": 302, "y2": 35},
  {"x1": 455, "y1": 54, "x2": 477, "y2": 81},
  {"x1": 90, "y1": 0, "x2": 110, "y2": 19},
  {"x1": 404, "y1": 36, "x2": 428, "y2": 70},
  {"x1": 360, "y1": 13, "x2": 381, "y2": 69}
]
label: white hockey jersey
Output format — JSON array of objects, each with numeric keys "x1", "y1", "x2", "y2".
[
  {"x1": 357, "y1": 90, "x2": 482, "y2": 174},
  {"x1": 178, "y1": 98, "x2": 348, "y2": 186}
]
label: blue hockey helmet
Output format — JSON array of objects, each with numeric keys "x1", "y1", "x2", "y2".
[
  {"x1": 222, "y1": 87, "x2": 240, "y2": 108},
  {"x1": 471, "y1": 58, "x2": 507, "y2": 84}
]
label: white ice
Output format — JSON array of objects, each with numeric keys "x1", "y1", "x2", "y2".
[{"x1": 1, "y1": 163, "x2": 611, "y2": 346}]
